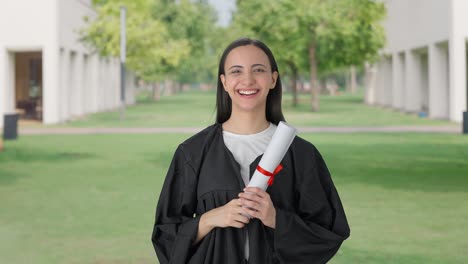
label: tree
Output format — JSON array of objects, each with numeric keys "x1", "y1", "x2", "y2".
[
  {"x1": 153, "y1": 0, "x2": 221, "y2": 86},
  {"x1": 234, "y1": 0, "x2": 309, "y2": 107},
  {"x1": 233, "y1": 0, "x2": 386, "y2": 111},
  {"x1": 82, "y1": 0, "x2": 189, "y2": 99}
]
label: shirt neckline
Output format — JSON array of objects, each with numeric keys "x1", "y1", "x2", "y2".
[{"x1": 222, "y1": 123, "x2": 276, "y2": 138}]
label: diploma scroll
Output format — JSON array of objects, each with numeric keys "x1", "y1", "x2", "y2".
[{"x1": 247, "y1": 121, "x2": 297, "y2": 191}]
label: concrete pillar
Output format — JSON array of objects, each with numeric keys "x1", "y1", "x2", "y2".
[
  {"x1": 82, "y1": 54, "x2": 89, "y2": 114},
  {"x1": 89, "y1": 54, "x2": 99, "y2": 113},
  {"x1": 0, "y1": 49, "x2": 16, "y2": 127},
  {"x1": 364, "y1": 63, "x2": 377, "y2": 105},
  {"x1": 98, "y1": 57, "x2": 105, "y2": 111},
  {"x1": 75, "y1": 52, "x2": 83, "y2": 116},
  {"x1": 449, "y1": 0, "x2": 468, "y2": 122},
  {"x1": 59, "y1": 48, "x2": 69, "y2": 121},
  {"x1": 405, "y1": 50, "x2": 421, "y2": 112},
  {"x1": 69, "y1": 51, "x2": 77, "y2": 117},
  {"x1": 375, "y1": 60, "x2": 385, "y2": 105},
  {"x1": 429, "y1": 43, "x2": 450, "y2": 119},
  {"x1": 0, "y1": 48, "x2": 5, "y2": 127},
  {"x1": 43, "y1": 46, "x2": 60, "y2": 124},
  {"x1": 383, "y1": 57, "x2": 393, "y2": 107},
  {"x1": 420, "y1": 52, "x2": 429, "y2": 113},
  {"x1": 392, "y1": 52, "x2": 405, "y2": 109}
]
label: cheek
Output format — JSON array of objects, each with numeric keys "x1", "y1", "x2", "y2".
[{"x1": 226, "y1": 79, "x2": 240, "y2": 90}]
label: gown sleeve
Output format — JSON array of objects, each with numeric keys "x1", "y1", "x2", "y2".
[
  {"x1": 274, "y1": 144, "x2": 350, "y2": 264},
  {"x1": 151, "y1": 145, "x2": 201, "y2": 264}
]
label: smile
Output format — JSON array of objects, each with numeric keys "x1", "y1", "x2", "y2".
[{"x1": 238, "y1": 89, "x2": 259, "y2": 95}]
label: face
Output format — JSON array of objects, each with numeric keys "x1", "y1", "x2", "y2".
[{"x1": 220, "y1": 45, "x2": 278, "y2": 116}]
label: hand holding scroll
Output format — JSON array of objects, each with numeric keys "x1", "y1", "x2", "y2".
[{"x1": 239, "y1": 187, "x2": 276, "y2": 229}]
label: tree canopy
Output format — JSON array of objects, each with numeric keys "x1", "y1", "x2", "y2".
[
  {"x1": 82, "y1": 0, "x2": 220, "y2": 84},
  {"x1": 234, "y1": 0, "x2": 386, "y2": 110}
]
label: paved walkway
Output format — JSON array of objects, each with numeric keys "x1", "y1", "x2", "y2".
[{"x1": 18, "y1": 125, "x2": 462, "y2": 135}]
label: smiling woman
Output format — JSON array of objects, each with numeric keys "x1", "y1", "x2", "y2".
[
  {"x1": 151, "y1": 38, "x2": 350, "y2": 264},
  {"x1": 220, "y1": 45, "x2": 279, "y2": 128}
]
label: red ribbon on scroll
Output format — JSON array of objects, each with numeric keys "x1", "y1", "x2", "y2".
[{"x1": 256, "y1": 164, "x2": 283, "y2": 186}]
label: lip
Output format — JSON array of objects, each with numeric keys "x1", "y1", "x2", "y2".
[{"x1": 236, "y1": 89, "x2": 260, "y2": 96}]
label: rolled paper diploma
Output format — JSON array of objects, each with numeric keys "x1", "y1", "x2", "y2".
[{"x1": 247, "y1": 121, "x2": 297, "y2": 191}]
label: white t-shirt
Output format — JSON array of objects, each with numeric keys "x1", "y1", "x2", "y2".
[{"x1": 222, "y1": 122, "x2": 277, "y2": 260}]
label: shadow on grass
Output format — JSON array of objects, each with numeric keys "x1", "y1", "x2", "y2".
[
  {"x1": 0, "y1": 147, "x2": 96, "y2": 163},
  {"x1": 0, "y1": 146, "x2": 96, "y2": 185}
]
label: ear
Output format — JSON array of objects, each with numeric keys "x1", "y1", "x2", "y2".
[
  {"x1": 271, "y1": 71, "x2": 278, "y2": 89},
  {"x1": 220, "y1": 74, "x2": 227, "y2": 91}
]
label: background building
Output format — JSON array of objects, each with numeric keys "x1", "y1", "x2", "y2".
[
  {"x1": 0, "y1": 0, "x2": 135, "y2": 126},
  {"x1": 366, "y1": 0, "x2": 468, "y2": 122}
]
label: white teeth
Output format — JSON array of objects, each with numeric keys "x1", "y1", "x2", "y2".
[{"x1": 238, "y1": 90, "x2": 258, "y2": 95}]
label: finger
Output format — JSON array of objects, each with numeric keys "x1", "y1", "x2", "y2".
[
  {"x1": 239, "y1": 198, "x2": 260, "y2": 211},
  {"x1": 234, "y1": 214, "x2": 250, "y2": 224},
  {"x1": 242, "y1": 206, "x2": 260, "y2": 219},
  {"x1": 229, "y1": 198, "x2": 243, "y2": 207},
  {"x1": 230, "y1": 221, "x2": 245, "y2": 229},
  {"x1": 243, "y1": 187, "x2": 267, "y2": 198},
  {"x1": 239, "y1": 192, "x2": 263, "y2": 202}
]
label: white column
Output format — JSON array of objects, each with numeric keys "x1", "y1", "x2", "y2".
[
  {"x1": 90, "y1": 54, "x2": 99, "y2": 113},
  {"x1": 383, "y1": 57, "x2": 393, "y2": 107},
  {"x1": 69, "y1": 52, "x2": 77, "y2": 116},
  {"x1": 405, "y1": 50, "x2": 421, "y2": 112},
  {"x1": 392, "y1": 52, "x2": 405, "y2": 109},
  {"x1": 420, "y1": 52, "x2": 430, "y2": 113},
  {"x1": 364, "y1": 62, "x2": 377, "y2": 105},
  {"x1": 449, "y1": 0, "x2": 468, "y2": 122},
  {"x1": 59, "y1": 48, "x2": 69, "y2": 121},
  {"x1": 98, "y1": 57, "x2": 105, "y2": 111},
  {"x1": 429, "y1": 43, "x2": 450, "y2": 119},
  {"x1": 43, "y1": 45, "x2": 60, "y2": 124},
  {"x1": 75, "y1": 53, "x2": 83, "y2": 116},
  {"x1": 375, "y1": 60, "x2": 385, "y2": 105},
  {"x1": 0, "y1": 48, "x2": 6, "y2": 127},
  {"x1": 0, "y1": 49, "x2": 16, "y2": 127},
  {"x1": 82, "y1": 54, "x2": 90, "y2": 114}
]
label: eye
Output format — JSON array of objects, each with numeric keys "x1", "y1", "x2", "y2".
[
  {"x1": 253, "y1": 68, "x2": 266, "y2": 73},
  {"x1": 230, "y1": 69, "x2": 241, "y2": 74}
]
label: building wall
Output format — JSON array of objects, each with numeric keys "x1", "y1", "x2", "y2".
[
  {"x1": 0, "y1": 0, "x2": 135, "y2": 127},
  {"x1": 383, "y1": 0, "x2": 450, "y2": 53},
  {"x1": 369, "y1": 0, "x2": 468, "y2": 122},
  {"x1": 0, "y1": 0, "x2": 57, "y2": 126}
]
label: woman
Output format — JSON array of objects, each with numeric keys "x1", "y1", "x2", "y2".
[{"x1": 151, "y1": 38, "x2": 350, "y2": 264}]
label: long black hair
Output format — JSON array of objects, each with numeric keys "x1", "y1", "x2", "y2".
[{"x1": 216, "y1": 38, "x2": 285, "y2": 125}]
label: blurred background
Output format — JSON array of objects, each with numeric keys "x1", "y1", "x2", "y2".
[{"x1": 0, "y1": 0, "x2": 467, "y2": 263}]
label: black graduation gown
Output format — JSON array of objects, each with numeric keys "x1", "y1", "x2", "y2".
[{"x1": 151, "y1": 123, "x2": 350, "y2": 264}]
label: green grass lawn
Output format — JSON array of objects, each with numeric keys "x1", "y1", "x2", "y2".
[
  {"x1": 1, "y1": 133, "x2": 467, "y2": 263},
  {"x1": 35, "y1": 89, "x2": 456, "y2": 128}
]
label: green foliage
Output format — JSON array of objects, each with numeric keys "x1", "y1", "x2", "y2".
[
  {"x1": 152, "y1": 0, "x2": 221, "y2": 83},
  {"x1": 81, "y1": 0, "x2": 222, "y2": 83},
  {"x1": 234, "y1": 0, "x2": 386, "y2": 74}
]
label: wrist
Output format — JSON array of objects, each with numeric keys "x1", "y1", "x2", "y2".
[{"x1": 201, "y1": 211, "x2": 215, "y2": 230}]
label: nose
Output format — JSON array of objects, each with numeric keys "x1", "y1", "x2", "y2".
[{"x1": 242, "y1": 71, "x2": 255, "y2": 86}]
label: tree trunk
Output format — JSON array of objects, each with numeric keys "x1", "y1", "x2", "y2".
[
  {"x1": 350, "y1": 65, "x2": 357, "y2": 94},
  {"x1": 288, "y1": 62, "x2": 298, "y2": 107},
  {"x1": 164, "y1": 78, "x2": 173, "y2": 96},
  {"x1": 152, "y1": 83, "x2": 160, "y2": 101},
  {"x1": 345, "y1": 69, "x2": 351, "y2": 93},
  {"x1": 309, "y1": 40, "x2": 320, "y2": 111}
]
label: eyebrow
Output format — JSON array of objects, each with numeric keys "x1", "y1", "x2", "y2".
[{"x1": 228, "y1": 64, "x2": 267, "y2": 70}]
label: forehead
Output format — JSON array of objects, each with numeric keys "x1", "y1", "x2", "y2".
[{"x1": 224, "y1": 45, "x2": 271, "y2": 68}]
